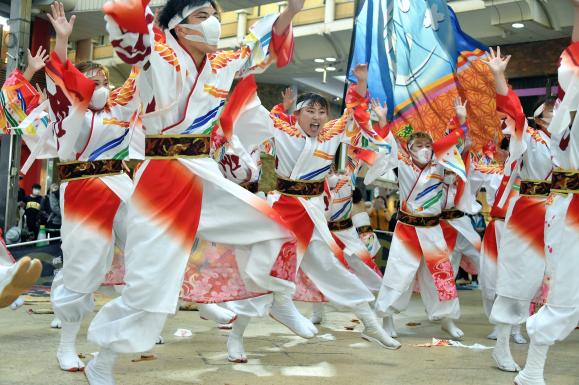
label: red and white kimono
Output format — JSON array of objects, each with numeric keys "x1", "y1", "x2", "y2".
[
  {"x1": 490, "y1": 89, "x2": 552, "y2": 327},
  {"x1": 44, "y1": 52, "x2": 140, "y2": 326},
  {"x1": 375, "y1": 124, "x2": 467, "y2": 321},
  {"x1": 473, "y1": 163, "x2": 514, "y2": 318},
  {"x1": 230, "y1": 86, "x2": 394, "y2": 310},
  {"x1": 324, "y1": 172, "x2": 383, "y2": 293},
  {"x1": 88, "y1": 4, "x2": 298, "y2": 354},
  {"x1": 440, "y1": 152, "x2": 482, "y2": 278},
  {"x1": 526, "y1": 42, "x2": 579, "y2": 345}
]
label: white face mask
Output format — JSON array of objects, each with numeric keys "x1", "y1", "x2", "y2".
[
  {"x1": 90, "y1": 87, "x2": 110, "y2": 110},
  {"x1": 32, "y1": 189, "x2": 40, "y2": 195},
  {"x1": 181, "y1": 16, "x2": 221, "y2": 46},
  {"x1": 412, "y1": 148, "x2": 432, "y2": 164}
]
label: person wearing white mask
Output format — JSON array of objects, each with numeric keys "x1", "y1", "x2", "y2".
[
  {"x1": 84, "y1": 0, "x2": 310, "y2": 383},
  {"x1": 515, "y1": 2, "x2": 579, "y2": 383},
  {"x1": 372, "y1": 97, "x2": 469, "y2": 340},
  {"x1": 44, "y1": 2, "x2": 142, "y2": 373}
]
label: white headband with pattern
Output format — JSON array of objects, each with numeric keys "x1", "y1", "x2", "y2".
[{"x1": 167, "y1": 2, "x2": 211, "y2": 30}]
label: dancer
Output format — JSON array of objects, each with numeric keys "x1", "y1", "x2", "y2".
[
  {"x1": 372, "y1": 97, "x2": 469, "y2": 340},
  {"x1": 515, "y1": 2, "x2": 579, "y2": 383},
  {"x1": 225, "y1": 69, "x2": 400, "y2": 364},
  {"x1": 481, "y1": 47, "x2": 552, "y2": 372},
  {"x1": 438, "y1": 144, "x2": 482, "y2": 280},
  {"x1": 0, "y1": 234, "x2": 42, "y2": 309},
  {"x1": 0, "y1": 47, "x2": 50, "y2": 308},
  {"x1": 43, "y1": 2, "x2": 141, "y2": 372},
  {"x1": 86, "y1": 0, "x2": 311, "y2": 382}
]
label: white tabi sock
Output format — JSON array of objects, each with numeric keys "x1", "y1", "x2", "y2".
[
  {"x1": 492, "y1": 323, "x2": 520, "y2": 372},
  {"x1": 270, "y1": 293, "x2": 317, "y2": 339},
  {"x1": 382, "y1": 316, "x2": 398, "y2": 338},
  {"x1": 355, "y1": 303, "x2": 400, "y2": 350},
  {"x1": 515, "y1": 343, "x2": 548, "y2": 385},
  {"x1": 441, "y1": 318, "x2": 464, "y2": 339},
  {"x1": 86, "y1": 348, "x2": 117, "y2": 385},
  {"x1": 227, "y1": 315, "x2": 251, "y2": 363},
  {"x1": 57, "y1": 321, "x2": 85, "y2": 371},
  {"x1": 511, "y1": 324, "x2": 528, "y2": 344},
  {"x1": 310, "y1": 303, "x2": 324, "y2": 325}
]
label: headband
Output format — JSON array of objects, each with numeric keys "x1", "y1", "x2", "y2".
[{"x1": 167, "y1": 2, "x2": 211, "y2": 30}]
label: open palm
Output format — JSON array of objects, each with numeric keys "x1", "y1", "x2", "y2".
[
  {"x1": 47, "y1": 1, "x2": 76, "y2": 38},
  {"x1": 481, "y1": 46, "x2": 511, "y2": 75}
]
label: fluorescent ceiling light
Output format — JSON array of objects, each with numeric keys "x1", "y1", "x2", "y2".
[
  {"x1": 325, "y1": 57, "x2": 337, "y2": 62},
  {"x1": 326, "y1": 67, "x2": 337, "y2": 72},
  {"x1": 512, "y1": 23, "x2": 525, "y2": 29},
  {"x1": 314, "y1": 58, "x2": 325, "y2": 63},
  {"x1": 315, "y1": 68, "x2": 325, "y2": 72}
]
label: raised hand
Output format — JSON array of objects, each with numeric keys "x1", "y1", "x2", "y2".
[
  {"x1": 351, "y1": 64, "x2": 368, "y2": 83},
  {"x1": 35, "y1": 84, "x2": 48, "y2": 104},
  {"x1": 281, "y1": 88, "x2": 295, "y2": 110},
  {"x1": 454, "y1": 97, "x2": 468, "y2": 124},
  {"x1": 481, "y1": 46, "x2": 511, "y2": 75},
  {"x1": 23, "y1": 46, "x2": 49, "y2": 81},
  {"x1": 371, "y1": 99, "x2": 388, "y2": 122},
  {"x1": 27, "y1": 47, "x2": 49, "y2": 73},
  {"x1": 287, "y1": 0, "x2": 305, "y2": 15},
  {"x1": 46, "y1": 1, "x2": 76, "y2": 38}
]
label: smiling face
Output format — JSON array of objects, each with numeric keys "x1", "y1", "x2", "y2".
[
  {"x1": 174, "y1": 5, "x2": 220, "y2": 54},
  {"x1": 296, "y1": 102, "x2": 329, "y2": 137}
]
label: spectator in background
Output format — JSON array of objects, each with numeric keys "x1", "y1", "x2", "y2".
[
  {"x1": 17, "y1": 176, "x2": 26, "y2": 208},
  {"x1": 388, "y1": 201, "x2": 400, "y2": 232},
  {"x1": 24, "y1": 183, "x2": 44, "y2": 239},
  {"x1": 370, "y1": 196, "x2": 389, "y2": 231},
  {"x1": 42, "y1": 183, "x2": 61, "y2": 237},
  {"x1": 351, "y1": 188, "x2": 367, "y2": 216}
]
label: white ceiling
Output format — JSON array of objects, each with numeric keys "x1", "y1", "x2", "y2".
[{"x1": 20, "y1": 0, "x2": 574, "y2": 98}]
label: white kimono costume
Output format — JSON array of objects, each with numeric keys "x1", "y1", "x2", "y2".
[
  {"x1": 44, "y1": 52, "x2": 138, "y2": 326},
  {"x1": 477, "y1": 165, "x2": 518, "y2": 319},
  {"x1": 526, "y1": 43, "x2": 579, "y2": 345},
  {"x1": 326, "y1": 172, "x2": 382, "y2": 293},
  {"x1": 490, "y1": 89, "x2": 552, "y2": 327},
  {"x1": 88, "y1": 6, "x2": 297, "y2": 353},
  {"x1": 439, "y1": 154, "x2": 482, "y2": 278},
  {"x1": 375, "y1": 125, "x2": 468, "y2": 321},
  {"x1": 234, "y1": 89, "x2": 393, "y2": 309}
]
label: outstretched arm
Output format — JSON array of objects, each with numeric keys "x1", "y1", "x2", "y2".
[
  {"x1": 46, "y1": 2, "x2": 76, "y2": 64},
  {"x1": 22, "y1": 47, "x2": 49, "y2": 82},
  {"x1": 432, "y1": 97, "x2": 469, "y2": 157},
  {"x1": 274, "y1": 0, "x2": 304, "y2": 35},
  {"x1": 481, "y1": 46, "x2": 511, "y2": 97}
]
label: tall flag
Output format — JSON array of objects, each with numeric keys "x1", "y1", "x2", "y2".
[{"x1": 348, "y1": 0, "x2": 500, "y2": 151}]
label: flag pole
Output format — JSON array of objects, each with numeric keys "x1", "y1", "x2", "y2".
[{"x1": 337, "y1": 0, "x2": 363, "y2": 171}]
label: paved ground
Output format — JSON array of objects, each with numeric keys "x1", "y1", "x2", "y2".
[{"x1": 1, "y1": 290, "x2": 578, "y2": 385}]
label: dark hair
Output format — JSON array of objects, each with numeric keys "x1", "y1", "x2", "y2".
[
  {"x1": 296, "y1": 93, "x2": 329, "y2": 111},
  {"x1": 353, "y1": 188, "x2": 363, "y2": 204},
  {"x1": 158, "y1": 0, "x2": 221, "y2": 30},
  {"x1": 75, "y1": 61, "x2": 109, "y2": 80},
  {"x1": 32, "y1": 184, "x2": 41, "y2": 189}
]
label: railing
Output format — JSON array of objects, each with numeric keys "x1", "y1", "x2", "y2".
[{"x1": 5, "y1": 236, "x2": 61, "y2": 249}]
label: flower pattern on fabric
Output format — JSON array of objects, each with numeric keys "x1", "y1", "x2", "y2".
[
  {"x1": 270, "y1": 240, "x2": 298, "y2": 282},
  {"x1": 429, "y1": 259, "x2": 458, "y2": 301},
  {"x1": 180, "y1": 240, "x2": 267, "y2": 303},
  {"x1": 292, "y1": 268, "x2": 327, "y2": 302}
]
